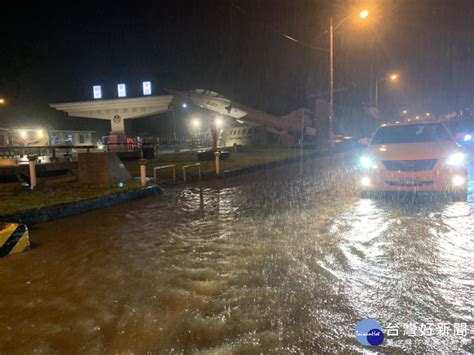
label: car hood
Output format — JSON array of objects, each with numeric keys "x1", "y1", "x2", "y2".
[{"x1": 368, "y1": 141, "x2": 461, "y2": 160}]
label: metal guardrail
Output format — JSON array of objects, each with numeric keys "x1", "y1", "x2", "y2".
[
  {"x1": 182, "y1": 163, "x2": 201, "y2": 183},
  {"x1": 153, "y1": 164, "x2": 176, "y2": 183},
  {"x1": 104, "y1": 143, "x2": 141, "y2": 151},
  {"x1": 0, "y1": 145, "x2": 96, "y2": 159}
]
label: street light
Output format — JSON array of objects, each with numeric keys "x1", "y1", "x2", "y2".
[
  {"x1": 402, "y1": 109, "x2": 408, "y2": 115},
  {"x1": 191, "y1": 117, "x2": 201, "y2": 129},
  {"x1": 375, "y1": 72, "x2": 399, "y2": 109},
  {"x1": 214, "y1": 116, "x2": 224, "y2": 128},
  {"x1": 0, "y1": 98, "x2": 5, "y2": 105},
  {"x1": 359, "y1": 10, "x2": 369, "y2": 19},
  {"x1": 328, "y1": 9, "x2": 368, "y2": 147},
  {"x1": 190, "y1": 117, "x2": 202, "y2": 146}
]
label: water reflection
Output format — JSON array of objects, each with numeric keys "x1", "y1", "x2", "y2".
[{"x1": 332, "y1": 190, "x2": 473, "y2": 352}]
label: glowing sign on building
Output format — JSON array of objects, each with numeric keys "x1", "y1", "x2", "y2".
[
  {"x1": 143, "y1": 81, "x2": 152, "y2": 95},
  {"x1": 117, "y1": 83, "x2": 127, "y2": 98},
  {"x1": 93, "y1": 85, "x2": 102, "y2": 99}
]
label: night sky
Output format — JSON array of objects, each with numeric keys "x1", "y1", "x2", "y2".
[{"x1": 1, "y1": 0, "x2": 473, "y2": 137}]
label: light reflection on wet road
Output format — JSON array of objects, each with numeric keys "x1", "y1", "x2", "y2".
[{"x1": 0, "y1": 157, "x2": 472, "y2": 353}]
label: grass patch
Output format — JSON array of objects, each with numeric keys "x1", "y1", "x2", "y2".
[
  {"x1": 0, "y1": 147, "x2": 315, "y2": 216},
  {"x1": 0, "y1": 182, "x2": 142, "y2": 216},
  {"x1": 125, "y1": 147, "x2": 316, "y2": 182}
]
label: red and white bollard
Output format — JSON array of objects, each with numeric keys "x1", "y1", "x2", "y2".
[
  {"x1": 28, "y1": 155, "x2": 37, "y2": 190},
  {"x1": 139, "y1": 159, "x2": 148, "y2": 187}
]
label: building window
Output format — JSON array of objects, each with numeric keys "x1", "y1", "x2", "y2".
[{"x1": 79, "y1": 135, "x2": 85, "y2": 144}]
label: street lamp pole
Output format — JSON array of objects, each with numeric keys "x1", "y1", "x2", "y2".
[
  {"x1": 329, "y1": 17, "x2": 334, "y2": 148},
  {"x1": 375, "y1": 79, "x2": 379, "y2": 110},
  {"x1": 327, "y1": 10, "x2": 367, "y2": 148}
]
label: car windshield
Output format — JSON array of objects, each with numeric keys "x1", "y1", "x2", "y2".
[{"x1": 371, "y1": 123, "x2": 451, "y2": 144}]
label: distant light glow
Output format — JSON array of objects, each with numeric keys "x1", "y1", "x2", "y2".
[
  {"x1": 19, "y1": 130, "x2": 27, "y2": 139},
  {"x1": 425, "y1": 112, "x2": 431, "y2": 117},
  {"x1": 36, "y1": 129, "x2": 44, "y2": 138},
  {"x1": 402, "y1": 110, "x2": 407, "y2": 114},
  {"x1": 93, "y1": 85, "x2": 102, "y2": 99},
  {"x1": 142, "y1": 81, "x2": 151, "y2": 95},
  {"x1": 389, "y1": 74, "x2": 398, "y2": 81},
  {"x1": 182, "y1": 103, "x2": 188, "y2": 109},
  {"x1": 191, "y1": 117, "x2": 201, "y2": 129},
  {"x1": 359, "y1": 9, "x2": 369, "y2": 19},
  {"x1": 0, "y1": 98, "x2": 5, "y2": 105},
  {"x1": 117, "y1": 83, "x2": 127, "y2": 97},
  {"x1": 463, "y1": 134, "x2": 472, "y2": 142},
  {"x1": 214, "y1": 116, "x2": 224, "y2": 128},
  {"x1": 118, "y1": 181, "x2": 125, "y2": 188},
  {"x1": 361, "y1": 177, "x2": 371, "y2": 186},
  {"x1": 452, "y1": 175, "x2": 464, "y2": 186}
]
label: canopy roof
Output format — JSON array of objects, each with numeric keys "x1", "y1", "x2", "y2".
[{"x1": 50, "y1": 95, "x2": 174, "y2": 120}]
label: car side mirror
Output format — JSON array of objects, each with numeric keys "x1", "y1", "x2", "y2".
[{"x1": 358, "y1": 137, "x2": 369, "y2": 145}]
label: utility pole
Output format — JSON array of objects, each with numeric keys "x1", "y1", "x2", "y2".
[{"x1": 328, "y1": 16, "x2": 334, "y2": 148}]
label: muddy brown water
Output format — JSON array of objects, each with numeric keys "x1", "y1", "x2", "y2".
[{"x1": 0, "y1": 158, "x2": 472, "y2": 353}]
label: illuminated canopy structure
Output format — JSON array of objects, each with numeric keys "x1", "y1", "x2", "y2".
[{"x1": 50, "y1": 95, "x2": 174, "y2": 135}]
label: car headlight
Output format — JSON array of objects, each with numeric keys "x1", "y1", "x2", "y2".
[
  {"x1": 360, "y1": 156, "x2": 376, "y2": 168},
  {"x1": 446, "y1": 152, "x2": 466, "y2": 166}
]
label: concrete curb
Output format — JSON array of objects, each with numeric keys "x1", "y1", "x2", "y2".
[{"x1": 0, "y1": 185, "x2": 162, "y2": 226}]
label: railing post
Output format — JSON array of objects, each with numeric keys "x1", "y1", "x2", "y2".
[
  {"x1": 214, "y1": 151, "x2": 221, "y2": 176},
  {"x1": 139, "y1": 159, "x2": 148, "y2": 187},
  {"x1": 182, "y1": 163, "x2": 200, "y2": 183},
  {"x1": 28, "y1": 155, "x2": 37, "y2": 190},
  {"x1": 153, "y1": 164, "x2": 176, "y2": 184}
]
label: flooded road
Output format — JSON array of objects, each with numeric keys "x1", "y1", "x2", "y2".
[{"x1": 0, "y1": 157, "x2": 472, "y2": 353}]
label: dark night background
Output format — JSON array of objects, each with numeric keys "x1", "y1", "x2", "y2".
[{"x1": 0, "y1": 0, "x2": 473, "y2": 138}]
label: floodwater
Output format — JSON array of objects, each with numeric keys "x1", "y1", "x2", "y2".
[{"x1": 0, "y1": 156, "x2": 472, "y2": 353}]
